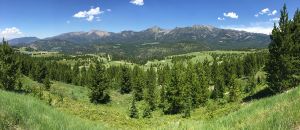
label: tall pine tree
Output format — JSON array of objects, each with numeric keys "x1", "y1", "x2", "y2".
[
  {"x1": 266, "y1": 4, "x2": 295, "y2": 93},
  {"x1": 89, "y1": 61, "x2": 110, "y2": 104}
]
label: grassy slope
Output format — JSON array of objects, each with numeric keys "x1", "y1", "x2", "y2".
[
  {"x1": 162, "y1": 86, "x2": 300, "y2": 130},
  {"x1": 0, "y1": 90, "x2": 106, "y2": 130},
  {"x1": 1, "y1": 76, "x2": 299, "y2": 130}
]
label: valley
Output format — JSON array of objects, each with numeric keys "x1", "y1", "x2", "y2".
[{"x1": 1, "y1": 1, "x2": 300, "y2": 130}]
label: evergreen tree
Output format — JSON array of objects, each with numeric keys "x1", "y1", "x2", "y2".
[
  {"x1": 187, "y1": 62, "x2": 201, "y2": 108},
  {"x1": 291, "y1": 9, "x2": 300, "y2": 83},
  {"x1": 72, "y1": 62, "x2": 81, "y2": 85},
  {"x1": 211, "y1": 63, "x2": 225, "y2": 99},
  {"x1": 197, "y1": 63, "x2": 210, "y2": 105},
  {"x1": 144, "y1": 67, "x2": 157, "y2": 111},
  {"x1": 164, "y1": 62, "x2": 185, "y2": 114},
  {"x1": 89, "y1": 61, "x2": 110, "y2": 104},
  {"x1": 229, "y1": 79, "x2": 242, "y2": 102},
  {"x1": 0, "y1": 39, "x2": 19, "y2": 91},
  {"x1": 182, "y1": 92, "x2": 192, "y2": 118},
  {"x1": 245, "y1": 75, "x2": 256, "y2": 95},
  {"x1": 236, "y1": 58, "x2": 244, "y2": 78},
  {"x1": 80, "y1": 66, "x2": 88, "y2": 86},
  {"x1": 34, "y1": 62, "x2": 48, "y2": 83},
  {"x1": 129, "y1": 98, "x2": 139, "y2": 119},
  {"x1": 266, "y1": 4, "x2": 295, "y2": 93},
  {"x1": 182, "y1": 82, "x2": 192, "y2": 118},
  {"x1": 120, "y1": 66, "x2": 132, "y2": 94},
  {"x1": 43, "y1": 76, "x2": 51, "y2": 90},
  {"x1": 158, "y1": 65, "x2": 171, "y2": 110},
  {"x1": 211, "y1": 56, "x2": 219, "y2": 83},
  {"x1": 131, "y1": 66, "x2": 145, "y2": 101}
]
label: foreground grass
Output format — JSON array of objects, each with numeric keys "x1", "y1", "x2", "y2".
[{"x1": 0, "y1": 90, "x2": 106, "y2": 130}]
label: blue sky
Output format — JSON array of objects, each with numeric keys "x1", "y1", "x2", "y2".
[{"x1": 0, "y1": 0, "x2": 300, "y2": 39}]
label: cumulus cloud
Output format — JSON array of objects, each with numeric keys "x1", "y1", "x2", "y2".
[
  {"x1": 255, "y1": 8, "x2": 277, "y2": 17},
  {"x1": 223, "y1": 12, "x2": 238, "y2": 19},
  {"x1": 268, "y1": 10, "x2": 277, "y2": 16},
  {"x1": 269, "y1": 17, "x2": 280, "y2": 22},
  {"x1": 218, "y1": 17, "x2": 225, "y2": 21},
  {"x1": 73, "y1": 7, "x2": 103, "y2": 22},
  {"x1": 0, "y1": 27, "x2": 23, "y2": 39},
  {"x1": 259, "y1": 8, "x2": 270, "y2": 15},
  {"x1": 225, "y1": 26, "x2": 272, "y2": 34},
  {"x1": 130, "y1": 0, "x2": 144, "y2": 6},
  {"x1": 222, "y1": 22, "x2": 274, "y2": 34}
]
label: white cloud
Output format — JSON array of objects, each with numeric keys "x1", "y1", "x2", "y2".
[
  {"x1": 223, "y1": 26, "x2": 272, "y2": 34},
  {"x1": 259, "y1": 8, "x2": 270, "y2": 15},
  {"x1": 223, "y1": 12, "x2": 238, "y2": 19},
  {"x1": 255, "y1": 8, "x2": 277, "y2": 17},
  {"x1": 268, "y1": 10, "x2": 277, "y2": 16},
  {"x1": 269, "y1": 17, "x2": 280, "y2": 22},
  {"x1": 130, "y1": 0, "x2": 144, "y2": 6},
  {"x1": 0, "y1": 27, "x2": 23, "y2": 39},
  {"x1": 218, "y1": 17, "x2": 225, "y2": 21},
  {"x1": 106, "y1": 9, "x2": 112, "y2": 12},
  {"x1": 222, "y1": 22, "x2": 274, "y2": 34},
  {"x1": 73, "y1": 7, "x2": 103, "y2": 22}
]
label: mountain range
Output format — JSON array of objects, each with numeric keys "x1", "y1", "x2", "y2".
[
  {"x1": 8, "y1": 37, "x2": 40, "y2": 45},
  {"x1": 12, "y1": 25, "x2": 270, "y2": 62}
]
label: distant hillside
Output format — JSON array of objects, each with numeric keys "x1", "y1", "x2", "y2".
[
  {"x1": 20, "y1": 25, "x2": 270, "y2": 60},
  {"x1": 8, "y1": 37, "x2": 39, "y2": 45}
]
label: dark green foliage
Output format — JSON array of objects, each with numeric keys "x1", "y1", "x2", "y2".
[
  {"x1": 80, "y1": 67, "x2": 88, "y2": 86},
  {"x1": 229, "y1": 79, "x2": 242, "y2": 102},
  {"x1": 243, "y1": 54, "x2": 257, "y2": 76},
  {"x1": 236, "y1": 58, "x2": 244, "y2": 78},
  {"x1": 196, "y1": 63, "x2": 210, "y2": 105},
  {"x1": 34, "y1": 62, "x2": 48, "y2": 83},
  {"x1": 182, "y1": 99, "x2": 191, "y2": 118},
  {"x1": 0, "y1": 39, "x2": 19, "y2": 91},
  {"x1": 89, "y1": 61, "x2": 110, "y2": 104},
  {"x1": 182, "y1": 84, "x2": 192, "y2": 118},
  {"x1": 43, "y1": 76, "x2": 51, "y2": 91},
  {"x1": 186, "y1": 62, "x2": 201, "y2": 108},
  {"x1": 129, "y1": 98, "x2": 139, "y2": 119},
  {"x1": 164, "y1": 62, "x2": 185, "y2": 114},
  {"x1": 131, "y1": 66, "x2": 145, "y2": 101},
  {"x1": 266, "y1": 4, "x2": 300, "y2": 93},
  {"x1": 120, "y1": 66, "x2": 132, "y2": 94},
  {"x1": 246, "y1": 75, "x2": 256, "y2": 94},
  {"x1": 72, "y1": 62, "x2": 81, "y2": 85},
  {"x1": 158, "y1": 65, "x2": 171, "y2": 110},
  {"x1": 211, "y1": 61, "x2": 225, "y2": 99},
  {"x1": 144, "y1": 67, "x2": 157, "y2": 111},
  {"x1": 142, "y1": 105, "x2": 152, "y2": 118}
]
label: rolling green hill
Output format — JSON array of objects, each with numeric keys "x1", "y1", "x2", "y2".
[
  {"x1": 0, "y1": 89, "x2": 106, "y2": 130},
  {"x1": 1, "y1": 75, "x2": 299, "y2": 130},
  {"x1": 162, "y1": 86, "x2": 300, "y2": 130}
]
